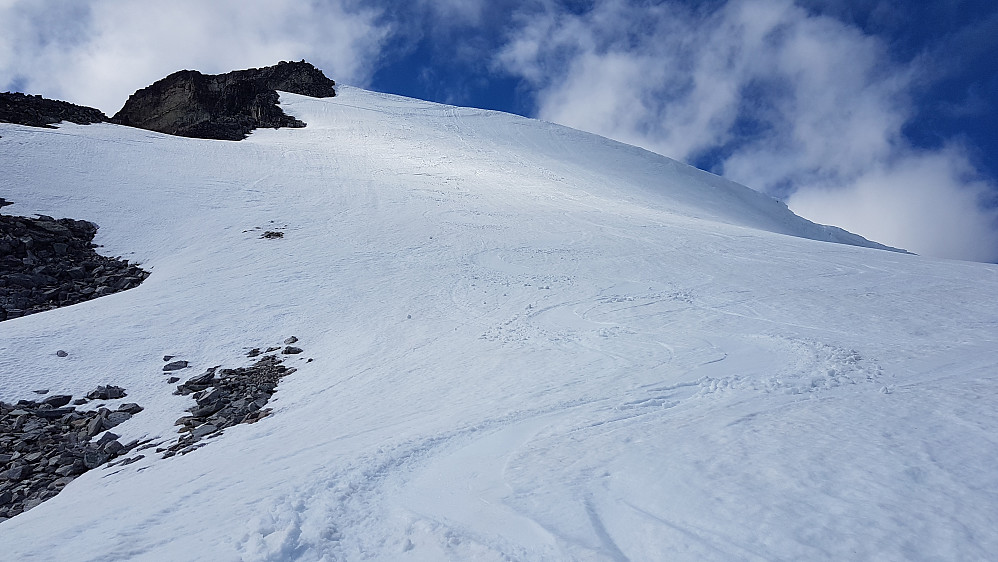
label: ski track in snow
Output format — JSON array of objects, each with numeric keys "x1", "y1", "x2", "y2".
[{"x1": 1, "y1": 86, "x2": 997, "y2": 560}]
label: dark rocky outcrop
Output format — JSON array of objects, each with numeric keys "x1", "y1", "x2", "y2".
[
  {"x1": 111, "y1": 60, "x2": 335, "y2": 140},
  {"x1": 1, "y1": 339, "x2": 306, "y2": 520},
  {"x1": 0, "y1": 394, "x2": 146, "y2": 521},
  {"x1": 161, "y1": 347, "x2": 300, "y2": 457},
  {"x1": 0, "y1": 92, "x2": 108, "y2": 128},
  {"x1": 0, "y1": 209, "x2": 150, "y2": 321}
]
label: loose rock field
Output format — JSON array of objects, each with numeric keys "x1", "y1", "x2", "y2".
[{"x1": 0, "y1": 210, "x2": 150, "y2": 320}]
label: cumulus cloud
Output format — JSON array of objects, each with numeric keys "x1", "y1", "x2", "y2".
[
  {"x1": 0, "y1": 0, "x2": 389, "y2": 113},
  {"x1": 496, "y1": 0, "x2": 998, "y2": 261},
  {"x1": 789, "y1": 146, "x2": 998, "y2": 262}
]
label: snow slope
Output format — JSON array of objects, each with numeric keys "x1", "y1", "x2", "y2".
[{"x1": 1, "y1": 86, "x2": 996, "y2": 561}]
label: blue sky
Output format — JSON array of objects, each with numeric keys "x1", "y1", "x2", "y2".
[{"x1": 2, "y1": 0, "x2": 996, "y2": 262}]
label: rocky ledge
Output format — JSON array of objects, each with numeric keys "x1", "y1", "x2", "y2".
[
  {"x1": 161, "y1": 339, "x2": 302, "y2": 457},
  {"x1": 0, "y1": 208, "x2": 150, "y2": 321},
  {"x1": 112, "y1": 60, "x2": 336, "y2": 140},
  {"x1": 0, "y1": 389, "x2": 147, "y2": 522},
  {"x1": 0, "y1": 92, "x2": 108, "y2": 128},
  {"x1": 0, "y1": 339, "x2": 306, "y2": 522}
]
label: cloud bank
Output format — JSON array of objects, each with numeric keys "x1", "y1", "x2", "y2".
[{"x1": 496, "y1": 0, "x2": 998, "y2": 261}]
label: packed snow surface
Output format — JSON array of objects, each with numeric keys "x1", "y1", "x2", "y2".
[{"x1": 1, "y1": 86, "x2": 997, "y2": 561}]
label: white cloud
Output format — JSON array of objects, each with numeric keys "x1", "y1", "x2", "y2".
[
  {"x1": 496, "y1": 0, "x2": 998, "y2": 261},
  {"x1": 0, "y1": 0, "x2": 389, "y2": 113},
  {"x1": 788, "y1": 147, "x2": 998, "y2": 262}
]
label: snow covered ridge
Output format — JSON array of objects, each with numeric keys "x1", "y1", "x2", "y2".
[
  {"x1": 1, "y1": 61, "x2": 336, "y2": 141},
  {"x1": 1, "y1": 83, "x2": 997, "y2": 560}
]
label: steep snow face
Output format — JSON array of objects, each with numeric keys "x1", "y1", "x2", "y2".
[{"x1": 0, "y1": 87, "x2": 996, "y2": 561}]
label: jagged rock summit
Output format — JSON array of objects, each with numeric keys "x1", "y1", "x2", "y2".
[
  {"x1": 111, "y1": 60, "x2": 336, "y2": 140},
  {"x1": 0, "y1": 93, "x2": 108, "y2": 128}
]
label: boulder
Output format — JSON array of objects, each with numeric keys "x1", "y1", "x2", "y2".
[
  {"x1": 85, "y1": 416, "x2": 104, "y2": 437},
  {"x1": 190, "y1": 402, "x2": 224, "y2": 418},
  {"x1": 86, "y1": 385, "x2": 126, "y2": 400},
  {"x1": 96, "y1": 432, "x2": 120, "y2": 447},
  {"x1": 32, "y1": 407, "x2": 75, "y2": 419},
  {"x1": 175, "y1": 370, "x2": 215, "y2": 394},
  {"x1": 41, "y1": 395, "x2": 73, "y2": 408},
  {"x1": 104, "y1": 411, "x2": 131, "y2": 428},
  {"x1": 117, "y1": 403, "x2": 143, "y2": 415},
  {"x1": 191, "y1": 424, "x2": 219, "y2": 440},
  {"x1": 4, "y1": 465, "x2": 29, "y2": 481}
]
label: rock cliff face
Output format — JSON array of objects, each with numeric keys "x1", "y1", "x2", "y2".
[
  {"x1": 111, "y1": 60, "x2": 335, "y2": 140},
  {"x1": 0, "y1": 93, "x2": 108, "y2": 128}
]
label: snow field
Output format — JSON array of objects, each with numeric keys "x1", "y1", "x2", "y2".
[{"x1": 0, "y1": 86, "x2": 996, "y2": 560}]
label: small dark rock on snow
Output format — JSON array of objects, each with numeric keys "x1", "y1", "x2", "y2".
[
  {"x1": 41, "y1": 395, "x2": 73, "y2": 408},
  {"x1": 86, "y1": 385, "x2": 126, "y2": 400}
]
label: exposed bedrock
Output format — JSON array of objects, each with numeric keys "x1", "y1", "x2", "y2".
[
  {"x1": 111, "y1": 60, "x2": 336, "y2": 140},
  {"x1": 0, "y1": 92, "x2": 108, "y2": 128}
]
